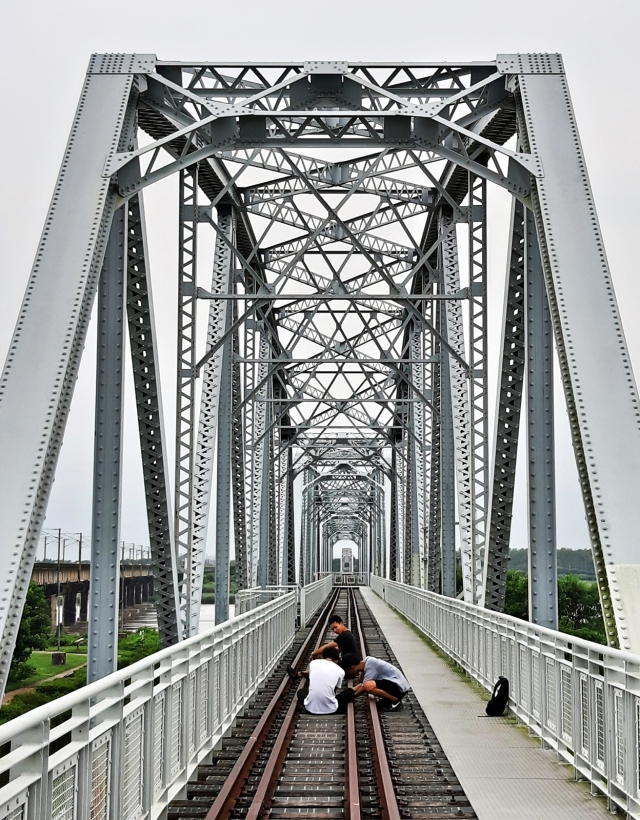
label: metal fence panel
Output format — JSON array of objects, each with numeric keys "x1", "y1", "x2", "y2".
[
  {"x1": 370, "y1": 575, "x2": 640, "y2": 817},
  {"x1": 300, "y1": 575, "x2": 333, "y2": 626},
  {"x1": 0, "y1": 592, "x2": 295, "y2": 820}
]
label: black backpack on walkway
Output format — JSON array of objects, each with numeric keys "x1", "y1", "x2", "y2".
[{"x1": 485, "y1": 676, "x2": 509, "y2": 716}]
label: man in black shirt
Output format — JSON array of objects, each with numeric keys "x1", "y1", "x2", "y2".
[{"x1": 312, "y1": 614, "x2": 358, "y2": 661}]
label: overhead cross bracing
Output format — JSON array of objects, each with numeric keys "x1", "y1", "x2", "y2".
[{"x1": 1, "y1": 52, "x2": 640, "y2": 699}]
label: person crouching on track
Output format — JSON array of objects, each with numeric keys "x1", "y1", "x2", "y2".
[
  {"x1": 295, "y1": 646, "x2": 355, "y2": 715},
  {"x1": 311, "y1": 614, "x2": 358, "y2": 666},
  {"x1": 342, "y1": 653, "x2": 410, "y2": 712}
]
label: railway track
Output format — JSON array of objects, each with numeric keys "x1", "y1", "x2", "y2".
[{"x1": 168, "y1": 588, "x2": 476, "y2": 820}]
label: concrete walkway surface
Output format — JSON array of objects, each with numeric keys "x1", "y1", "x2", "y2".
[{"x1": 360, "y1": 587, "x2": 608, "y2": 820}]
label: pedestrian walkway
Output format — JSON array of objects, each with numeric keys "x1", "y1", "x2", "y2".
[{"x1": 360, "y1": 587, "x2": 608, "y2": 820}]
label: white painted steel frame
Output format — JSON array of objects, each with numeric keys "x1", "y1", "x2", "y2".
[
  {"x1": 0, "y1": 593, "x2": 296, "y2": 820},
  {"x1": 372, "y1": 575, "x2": 640, "y2": 818},
  {"x1": 3, "y1": 50, "x2": 640, "y2": 704},
  {"x1": 0, "y1": 67, "x2": 137, "y2": 700},
  {"x1": 516, "y1": 64, "x2": 640, "y2": 650},
  {"x1": 300, "y1": 574, "x2": 333, "y2": 626},
  {"x1": 88, "y1": 207, "x2": 126, "y2": 682}
]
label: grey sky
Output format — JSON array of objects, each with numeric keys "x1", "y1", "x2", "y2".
[{"x1": 1, "y1": 0, "x2": 638, "y2": 553}]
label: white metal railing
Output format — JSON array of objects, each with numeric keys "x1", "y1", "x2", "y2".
[
  {"x1": 235, "y1": 585, "x2": 297, "y2": 615},
  {"x1": 371, "y1": 576, "x2": 640, "y2": 817},
  {"x1": 332, "y1": 572, "x2": 369, "y2": 587},
  {"x1": 0, "y1": 592, "x2": 296, "y2": 820},
  {"x1": 300, "y1": 575, "x2": 333, "y2": 626}
]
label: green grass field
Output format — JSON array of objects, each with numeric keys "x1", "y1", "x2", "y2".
[{"x1": 6, "y1": 652, "x2": 86, "y2": 692}]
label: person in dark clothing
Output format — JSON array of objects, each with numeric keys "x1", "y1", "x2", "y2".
[
  {"x1": 295, "y1": 647, "x2": 355, "y2": 714},
  {"x1": 286, "y1": 614, "x2": 358, "y2": 684},
  {"x1": 312, "y1": 614, "x2": 358, "y2": 660}
]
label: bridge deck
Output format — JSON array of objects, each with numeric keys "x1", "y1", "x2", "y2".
[{"x1": 360, "y1": 588, "x2": 608, "y2": 820}]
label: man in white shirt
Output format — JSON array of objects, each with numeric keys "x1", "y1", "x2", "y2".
[
  {"x1": 343, "y1": 653, "x2": 410, "y2": 712},
  {"x1": 296, "y1": 647, "x2": 355, "y2": 714}
]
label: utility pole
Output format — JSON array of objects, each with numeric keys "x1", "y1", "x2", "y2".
[{"x1": 56, "y1": 528, "x2": 62, "y2": 651}]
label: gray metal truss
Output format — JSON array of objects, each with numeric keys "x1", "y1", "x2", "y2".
[
  {"x1": 0, "y1": 64, "x2": 140, "y2": 698},
  {"x1": 192, "y1": 208, "x2": 235, "y2": 630},
  {"x1": 175, "y1": 166, "x2": 199, "y2": 634},
  {"x1": 440, "y1": 212, "x2": 475, "y2": 602},
  {"x1": 88, "y1": 207, "x2": 126, "y2": 681},
  {"x1": 126, "y1": 194, "x2": 182, "y2": 645},
  {"x1": 1, "y1": 51, "x2": 639, "y2": 699},
  {"x1": 525, "y1": 207, "x2": 557, "y2": 629},
  {"x1": 481, "y1": 200, "x2": 526, "y2": 612}
]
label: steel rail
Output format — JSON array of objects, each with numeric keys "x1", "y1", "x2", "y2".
[
  {"x1": 205, "y1": 587, "x2": 340, "y2": 820},
  {"x1": 241, "y1": 590, "x2": 347, "y2": 820},
  {"x1": 345, "y1": 591, "x2": 361, "y2": 820},
  {"x1": 350, "y1": 589, "x2": 402, "y2": 820}
]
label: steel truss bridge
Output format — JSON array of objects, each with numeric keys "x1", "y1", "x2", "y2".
[{"x1": 2, "y1": 51, "x2": 640, "y2": 815}]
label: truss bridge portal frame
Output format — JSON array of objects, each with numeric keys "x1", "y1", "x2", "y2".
[{"x1": 1, "y1": 52, "x2": 639, "y2": 698}]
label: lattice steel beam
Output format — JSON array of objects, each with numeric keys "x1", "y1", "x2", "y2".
[
  {"x1": 88, "y1": 207, "x2": 126, "y2": 682},
  {"x1": 126, "y1": 194, "x2": 182, "y2": 646},
  {"x1": 4, "y1": 52, "x2": 640, "y2": 686},
  {"x1": 481, "y1": 200, "x2": 526, "y2": 612}
]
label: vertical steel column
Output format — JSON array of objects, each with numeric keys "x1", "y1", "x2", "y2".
[
  {"x1": 243, "y1": 309, "x2": 257, "y2": 587},
  {"x1": 276, "y1": 447, "x2": 287, "y2": 583},
  {"x1": 88, "y1": 206, "x2": 125, "y2": 683},
  {"x1": 410, "y1": 328, "x2": 425, "y2": 586},
  {"x1": 268, "y1": 431, "x2": 279, "y2": 585},
  {"x1": 175, "y1": 167, "x2": 198, "y2": 633},
  {"x1": 427, "y1": 328, "x2": 442, "y2": 593},
  {"x1": 481, "y1": 199, "x2": 526, "y2": 611},
  {"x1": 126, "y1": 194, "x2": 181, "y2": 645},
  {"x1": 231, "y1": 319, "x2": 249, "y2": 590},
  {"x1": 0, "y1": 65, "x2": 135, "y2": 699},
  {"x1": 282, "y1": 447, "x2": 296, "y2": 585},
  {"x1": 258, "y1": 416, "x2": 271, "y2": 589},
  {"x1": 516, "y1": 61, "x2": 640, "y2": 649},
  {"x1": 311, "y1": 484, "x2": 321, "y2": 581},
  {"x1": 378, "y1": 473, "x2": 387, "y2": 578},
  {"x1": 440, "y1": 212, "x2": 474, "y2": 602},
  {"x1": 192, "y1": 208, "x2": 235, "y2": 626},
  {"x1": 468, "y1": 175, "x2": 489, "y2": 602},
  {"x1": 397, "y1": 446, "x2": 406, "y2": 581},
  {"x1": 440, "y1": 330, "x2": 457, "y2": 598},
  {"x1": 299, "y1": 486, "x2": 306, "y2": 586},
  {"x1": 403, "y1": 442, "x2": 413, "y2": 584},
  {"x1": 301, "y1": 473, "x2": 311, "y2": 585},
  {"x1": 389, "y1": 447, "x2": 398, "y2": 581},
  {"x1": 214, "y1": 295, "x2": 233, "y2": 624},
  {"x1": 526, "y1": 209, "x2": 558, "y2": 628},
  {"x1": 252, "y1": 330, "x2": 270, "y2": 587}
]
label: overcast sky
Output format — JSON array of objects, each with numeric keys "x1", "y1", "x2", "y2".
[{"x1": 1, "y1": 0, "x2": 638, "y2": 555}]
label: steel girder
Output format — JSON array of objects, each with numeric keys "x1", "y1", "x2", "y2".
[
  {"x1": 191, "y1": 208, "x2": 235, "y2": 631},
  {"x1": 525, "y1": 208, "x2": 558, "y2": 629},
  {"x1": 2, "y1": 51, "x2": 639, "y2": 701},
  {"x1": 514, "y1": 60, "x2": 640, "y2": 649},
  {"x1": 439, "y1": 212, "x2": 475, "y2": 602},
  {"x1": 175, "y1": 166, "x2": 199, "y2": 634},
  {"x1": 481, "y1": 200, "x2": 526, "y2": 612},
  {"x1": 88, "y1": 207, "x2": 126, "y2": 681},
  {"x1": 126, "y1": 194, "x2": 182, "y2": 645}
]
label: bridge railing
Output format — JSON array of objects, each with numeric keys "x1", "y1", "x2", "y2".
[
  {"x1": 235, "y1": 585, "x2": 297, "y2": 615},
  {"x1": 300, "y1": 575, "x2": 333, "y2": 626},
  {"x1": 332, "y1": 573, "x2": 369, "y2": 587},
  {"x1": 0, "y1": 592, "x2": 296, "y2": 820},
  {"x1": 371, "y1": 575, "x2": 640, "y2": 816}
]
